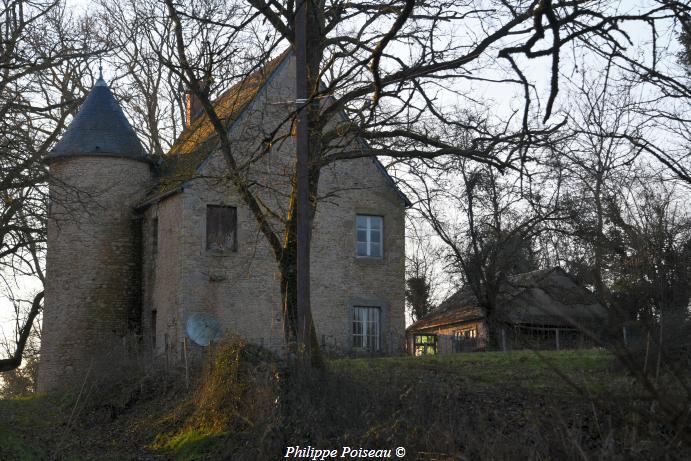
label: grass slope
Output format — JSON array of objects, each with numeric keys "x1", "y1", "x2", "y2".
[{"x1": 1, "y1": 347, "x2": 686, "y2": 460}]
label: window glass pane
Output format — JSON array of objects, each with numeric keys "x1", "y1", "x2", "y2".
[
  {"x1": 370, "y1": 229, "x2": 381, "y2": 243},
  {"x1": 356, "y1": 215, "x2": 367, "y2": 229},
  {"x1": 352, "y1": 306, "x2": 380, "y2": 351},
  {"x1": 355, "y1": 215, "x2": 383, "y2": 257},
  {"x1": 370, "y1": 216, "x2": 382, "y2": 230}
]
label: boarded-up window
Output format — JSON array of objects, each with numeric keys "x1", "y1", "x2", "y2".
[{"x1": 206, "y1": 205, "x2": 237, "y2": 252}]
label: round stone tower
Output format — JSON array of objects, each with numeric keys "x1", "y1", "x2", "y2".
[{"x1": 37, "y1": 77, "x2": 151, "y2": 392}]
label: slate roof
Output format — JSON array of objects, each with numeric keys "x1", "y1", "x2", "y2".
[
  {"x1": 46, "y1": 77, "x2": 147, "y2": 162},
  {"x1": 407, "y1": 267, "x2": 608, "y2": 332}
]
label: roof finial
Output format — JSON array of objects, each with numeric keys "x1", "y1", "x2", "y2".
[{"x1": 95, "y1": 57, "x2": 106, "y2": 87}]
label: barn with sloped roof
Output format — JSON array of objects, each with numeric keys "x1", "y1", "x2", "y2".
[{"x1": 406, "y1": 267, "x2": 608, "y2": 355}]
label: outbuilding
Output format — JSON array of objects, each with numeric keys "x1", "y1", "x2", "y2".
[{"x1": 406, "y1": 267, "x2": 608, "y2": 355}]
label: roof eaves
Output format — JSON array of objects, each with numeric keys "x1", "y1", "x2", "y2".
[
  {"x1": 406, "y1": 314, "x2": 486, "y2": 333},
  {"x1": 134, "y1": 186, "x2": 183, "y2": 211}
]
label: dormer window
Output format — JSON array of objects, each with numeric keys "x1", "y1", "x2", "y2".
[{"x1": 356, "y1": 215, "x2": 383, "y2": 258}]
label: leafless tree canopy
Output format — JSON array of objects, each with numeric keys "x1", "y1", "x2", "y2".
[
  {"x1": 0, "y1": 0, "x2": 100, "y2": 372},
  {"x1": 2, "y1": 0, "x2": 691, "y2": 368}
]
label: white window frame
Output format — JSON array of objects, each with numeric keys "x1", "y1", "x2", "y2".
[
  {"x1": 356, "y1": 214, "x2": 383, "y2": 258},
  {"x1": 352, "y1": 306, "x2": 381, "y2": 351}
]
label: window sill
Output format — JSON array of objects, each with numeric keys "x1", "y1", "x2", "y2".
[
  {"x1": 206, "y1": 249, "x2": 237, "y2": 257},
  {"x1": 350, "y1": 347, "x2": 383, "y2": 355},
  {"x1": 354, "y1": 256, "x2": 384, "y2": 265}
]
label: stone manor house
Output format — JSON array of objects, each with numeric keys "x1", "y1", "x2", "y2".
[{"x1": 37, "y1": 52, "x2": 409, "y2": 392}]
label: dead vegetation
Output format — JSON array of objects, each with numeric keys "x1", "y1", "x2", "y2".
[{"x1": 1, "y1": 342, "x2": 690, "y2": 460}]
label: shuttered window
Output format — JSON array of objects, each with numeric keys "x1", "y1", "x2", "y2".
[{"x1": 206, "y1": 205, "x2": 237, "y2": 252}]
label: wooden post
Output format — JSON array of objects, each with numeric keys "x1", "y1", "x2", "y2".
[
  {"x1": 655, "y1": 321, "x2": 663, "y2": 384},
  {"x1": 622, "y1": 325, "x2": 628, "y2": 348},
  {"x1": 501, "y1": 328, "x2": 507, "y2": 352},
  {"x1": 295, "y1": 0, "x2": 312, "y2": 364},
  {"x1": 164, "y1": 333, "x2": 169, "y2": 373},
  {"x1": 643, "y1": 331, "x2": 651, "y2": 375},
  {"x1": 555, "y1": 328, "x2": 560, "y2": 351},
  {"x1": 183, "y1": 337, "x2": 189, "y2": 390}
]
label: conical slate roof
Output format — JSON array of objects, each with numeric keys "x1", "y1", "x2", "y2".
[{"x1": 46, "y1": 77, "x2": 147, "y2": 162}]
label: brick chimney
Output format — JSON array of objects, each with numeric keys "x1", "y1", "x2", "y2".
[{"x1": 184, "y1": 88, "x2": 203, "y2": 128}]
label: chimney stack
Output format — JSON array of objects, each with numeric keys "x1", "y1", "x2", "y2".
[
  {"x1": 184, "y1": 88, "x2": 203, "y2": 128},
  {"x1": 183, "y1": 78, "x2": 210, "y2": 128}
]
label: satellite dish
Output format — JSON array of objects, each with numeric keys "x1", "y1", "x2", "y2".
[{"x1": 185, "y1": 313, "x2": 222, "y2": 346}]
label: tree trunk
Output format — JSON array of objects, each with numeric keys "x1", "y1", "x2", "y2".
[{"x1": 280, "y1": 189, "x2": 323, "y2": 367}]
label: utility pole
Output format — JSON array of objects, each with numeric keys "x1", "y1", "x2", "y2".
[{"x1": 295, "y1": 0, "x2": 312, "y2": 363}]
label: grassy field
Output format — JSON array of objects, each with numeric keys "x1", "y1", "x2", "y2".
[
  {"x1": 331, "y1": 349, "x2": 619, "y2": 393},
  {"x1": 0, "y1": 347, "x2": 687, "y2": 460}
]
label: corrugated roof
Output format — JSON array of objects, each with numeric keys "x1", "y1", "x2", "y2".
[
  {"x1": 407, "y1": 267, "x2": 607, "y2": 332},
  {"x1": 46, "y1": 77, "x2": 147, "y2": 162}
]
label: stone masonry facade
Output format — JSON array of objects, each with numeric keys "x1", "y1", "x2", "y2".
[
  {"x1": 38, "y1": 157, "x2": 151, "y2": 392},
  {"x1": 141, "y1": 54, "x2": 406, "y2": 360},
  {"x1": 39, "y1": 53, "x2": 406, "y2": 391}
]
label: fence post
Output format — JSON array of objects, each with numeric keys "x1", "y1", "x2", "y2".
[
  {"x1": 183, "y1": 337, "x2": 189, "y2": 390},
  {"x1": 501, "y1": 328, "x2": 507, "y2": 352},
  {"x1": 643, "y1": 331, "x2": 651, "y2": 375},
  {"x1": 164, "y1": 333, "x2": 169, "y2": 373},
  {"x1": 555, "y1": 328, "x2": 560, "y2": 351},
  {"x1": 622, "y1": 325, "x2": 628, "y2": 348}
]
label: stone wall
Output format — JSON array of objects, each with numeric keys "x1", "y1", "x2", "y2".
[
  {"x1": 38, "y1": 156, "x2": 151, "y2": 392},
  {"x1": 141, "y1": 194, "x2": 185, "y2": 359}
]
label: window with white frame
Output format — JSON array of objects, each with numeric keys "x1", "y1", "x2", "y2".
[
  {"x1": 352, "y1": 306, "x2": 381, "y2": 351},
  {"x1": 356, "y1": 215, "x2": 383, "y2": 258}
]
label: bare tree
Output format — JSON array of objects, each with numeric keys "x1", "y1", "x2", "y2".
[
  {"x1": 141, "y1": 0, "x2": 683, "y2": 362},
  {"x1": 411, "y1": 156, "x2": 563, "y2": 340},
  {"x1": 405, "y1": 220, "x2": 441, "y2": 322},
  {"x1": 0, "y1": 0, "x2": 101, "y2": 373}
]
